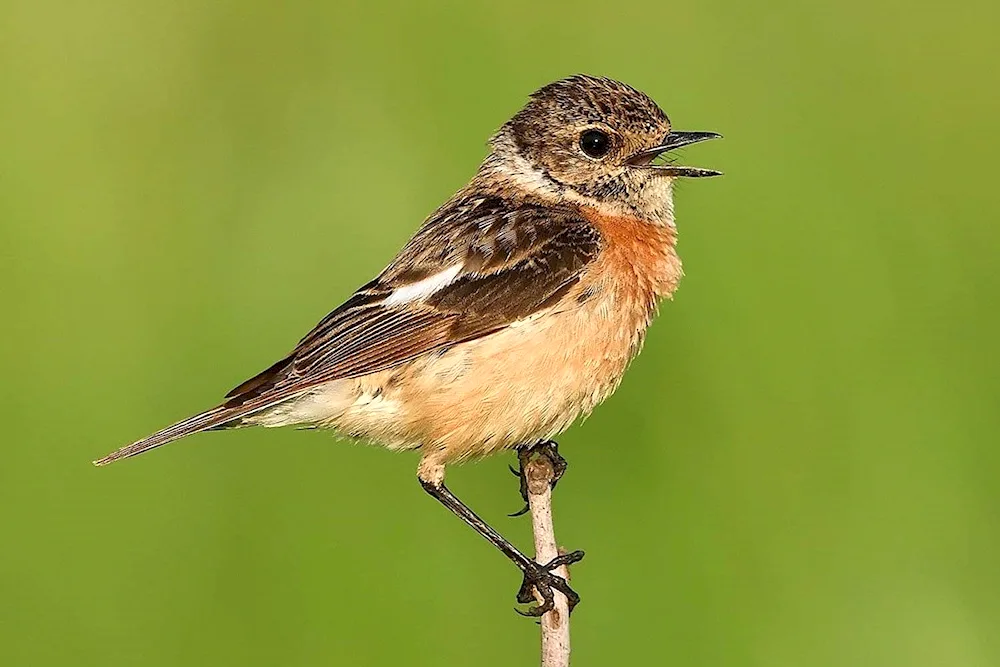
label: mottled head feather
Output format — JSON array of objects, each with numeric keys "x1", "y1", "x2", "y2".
[
  {"x1": 518, "y1": 75, "x2": 670, "y2": 137},
  {"x1": 486, "y1": 75, "x2": 676, "y2": 220}
]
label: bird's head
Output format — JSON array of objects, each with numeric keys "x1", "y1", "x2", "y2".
[{"x1": 487, "y1": 74, "x2": 721, "y2": 224}]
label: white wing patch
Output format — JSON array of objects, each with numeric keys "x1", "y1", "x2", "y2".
[{"x1": 382, "y1": 264, "x2": 464, "y2": 306}]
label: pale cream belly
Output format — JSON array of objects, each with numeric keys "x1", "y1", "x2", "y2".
[{"x1": 264, "y1": 292, "x2": 652, "y2": 463}]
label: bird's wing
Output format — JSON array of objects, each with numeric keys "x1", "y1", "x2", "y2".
[
  {"x1": 223, "y1": 196, "x2": 601, "y2": 406},
  {"x1": 93, "y1": 196, "x2": 601, "y2": 466}
]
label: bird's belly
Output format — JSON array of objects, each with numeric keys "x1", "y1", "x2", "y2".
[{"x1": 326, "y1": 292, "x2": 653, "y2": 461}]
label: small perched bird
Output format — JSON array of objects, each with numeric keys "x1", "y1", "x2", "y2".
[{"x1": 96, "y1": 74, "x2": 721, "y2": 613}]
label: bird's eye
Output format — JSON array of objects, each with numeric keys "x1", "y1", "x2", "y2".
[{"x1": 579, "y1": 130, "x2": 611, "y2": 159}]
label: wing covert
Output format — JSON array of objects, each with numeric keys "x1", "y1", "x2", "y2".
[{"x1": 224, "y1": 196, "x2": 601, "y2": 406}]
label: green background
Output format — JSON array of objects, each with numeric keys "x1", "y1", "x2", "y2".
[{"x1": 2, "y1": 0, "x2": 998, "y2": 665}]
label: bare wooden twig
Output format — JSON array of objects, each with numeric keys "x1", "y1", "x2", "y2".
[{"x1": 524, "y1": 455, "x2": 572, "y2": 667}]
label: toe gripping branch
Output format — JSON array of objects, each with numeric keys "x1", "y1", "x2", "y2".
[
  {"x1": 508, "y1": 440, "x2": 582, "y2": 616},
  {"x1": 509, "y1": 440, "x2": 568, "y2": 518},
  {"x1": 516, "y1": 549, "x2": 586, "y2": 616}
]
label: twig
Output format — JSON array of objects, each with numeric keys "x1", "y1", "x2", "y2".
[{"x1": 524, "y1": 455, "x2": 571, "y2": 667}]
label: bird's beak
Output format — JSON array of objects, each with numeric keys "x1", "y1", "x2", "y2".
[{"x1": 627, "y1": 131, "x2": 723, "y2": 177}]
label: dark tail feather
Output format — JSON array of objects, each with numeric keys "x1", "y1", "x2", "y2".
[{"x1": 93, "y1": 398, "x2": 283, "y2": 466}]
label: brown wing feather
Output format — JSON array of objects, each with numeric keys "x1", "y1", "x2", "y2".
[{"x1": 224, "y1": 196, "x2": 601, "y2": 406}]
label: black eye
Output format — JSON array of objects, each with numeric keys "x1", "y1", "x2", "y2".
[{"x1": 579, "y1": 129, "x2": 611, "y2": 158}]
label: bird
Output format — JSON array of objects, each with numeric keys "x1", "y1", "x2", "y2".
[{"x1": 95, "y1": 74, "x2": 721, "y2": 614}]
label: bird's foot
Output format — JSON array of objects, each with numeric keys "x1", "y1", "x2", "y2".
[
  {"x1": 515, "y1": 550, "x2": 585, "y2": 616},
  {"x1": 508, "y1": 440, "x2": 568, "y2": 517}
]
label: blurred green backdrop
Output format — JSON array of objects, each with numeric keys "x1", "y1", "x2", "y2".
[{"x1": 2, "y1": 0, "x2": 999, "y2": 665}]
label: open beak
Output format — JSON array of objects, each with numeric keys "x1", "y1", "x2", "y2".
[{"x1": 627, "y1": 131, "x2": 722, "y2": 177}]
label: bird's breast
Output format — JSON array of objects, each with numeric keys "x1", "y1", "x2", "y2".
[{"x1": 580, "y1": 207, "x2": 683, "y2": 305}]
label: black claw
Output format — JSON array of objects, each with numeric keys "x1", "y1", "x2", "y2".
[
  {"x1": 508, "y1": 503, "x2": 530, "y2": 518},
  {"x1": 547, "y1": 550, "x2": 586, "y2": 569},
  {"x1": 515, "y1": 550, "x2": 585, "y2": 616},
  {"x1": 509, "y1": 440, "x2": 570, "y2": 517}
]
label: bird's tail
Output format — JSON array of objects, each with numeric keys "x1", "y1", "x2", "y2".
[{"x1": 93, "y1": 396, "x2": 288, "y2": 466}]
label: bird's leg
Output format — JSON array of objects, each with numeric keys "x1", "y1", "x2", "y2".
[
  {"x1": 418, "y1": 459, "x2": 584, "y2": 615},
  {"x1": 509, "y1": 440, "x2": 568, "y2": 517}
]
